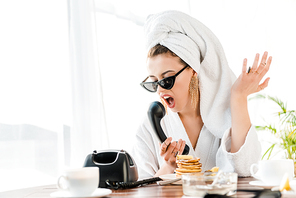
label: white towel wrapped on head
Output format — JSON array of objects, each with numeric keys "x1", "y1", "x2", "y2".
[{"x1": 144, "y1": 10, "x2": 237, "y2": 138}]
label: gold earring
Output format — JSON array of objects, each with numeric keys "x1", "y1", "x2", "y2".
[{"x1": 189, "y1": 75, "x2": 199, "y2": 110}]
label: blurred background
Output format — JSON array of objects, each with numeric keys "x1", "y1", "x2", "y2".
[{"x1": 0, "y1": 0, "x2": 295, "y2": 192}]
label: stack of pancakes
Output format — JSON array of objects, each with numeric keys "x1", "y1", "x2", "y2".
[{"x1": 175, "y1": 155, "x2": 202, "y2": 176}]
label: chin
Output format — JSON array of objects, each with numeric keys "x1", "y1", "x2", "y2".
[
  {"x1": 168, "y1": 106, "x2": 180, "y2": 113},
  {"x1": 170, "y1": 108, "x2": 178, "y2": 113}
]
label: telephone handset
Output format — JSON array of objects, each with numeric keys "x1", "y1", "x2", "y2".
[{"x1": 147, "y1": 101, "x2": 190, "y2": 155}]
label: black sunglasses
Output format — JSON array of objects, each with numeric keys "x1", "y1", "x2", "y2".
[
  {"x1": 203, "y1": 189, "x2": 281, "y2": 198},
  {"x1": 140, "y1": 65, "x2": 189, "y2": 92}
]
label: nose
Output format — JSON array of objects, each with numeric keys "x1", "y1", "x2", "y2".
[{"x1": 156, "y1": 84, "x2": 165, "y2": 95}]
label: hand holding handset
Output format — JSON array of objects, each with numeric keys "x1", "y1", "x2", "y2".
[{"x1": 147, "y1": 101, "x2": 190, "y2": 155}]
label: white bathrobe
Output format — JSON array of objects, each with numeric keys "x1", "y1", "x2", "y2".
[{"x1": 131, "y1": 108, "x2": 261, "y2": 179}]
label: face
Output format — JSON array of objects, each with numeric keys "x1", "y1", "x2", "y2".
[{"x1": 146, "y1": 53, "x2": 195, "y2": 113}]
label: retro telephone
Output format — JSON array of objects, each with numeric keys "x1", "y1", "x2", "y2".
[{"x1": 147, "y1": 101, "x2": 190, "y2": 155}]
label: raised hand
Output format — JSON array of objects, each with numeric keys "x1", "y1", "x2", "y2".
[
  {"x1": 230, "y1": 52, "x2": 272, "y2": 153},
  {"x1": 231, "y1": 51, "x2": 272, "y2": 98}
]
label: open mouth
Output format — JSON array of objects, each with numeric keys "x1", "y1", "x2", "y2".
[{"x1": 163, "y1": 96, "x2": 175, "y2": 108}]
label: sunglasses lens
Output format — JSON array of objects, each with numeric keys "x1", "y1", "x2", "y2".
[
  {"x1": 159, "y1": 77, "x2": 175, "y2": 90},
  {"x1": 142, "y1": 82, "x2": 157, "y2": 92}
]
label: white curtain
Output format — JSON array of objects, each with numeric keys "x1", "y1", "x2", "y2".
[{"x1": 68, "y1": 0, "x2": 109, "y2": 167}]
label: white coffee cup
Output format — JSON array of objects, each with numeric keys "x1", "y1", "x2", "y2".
[
  {"x1": 250, "y1": 159, "x2": 294, "y2": 185},
  {"x1": 57, "y1": 167, "x2": 99, "y2": 196}
]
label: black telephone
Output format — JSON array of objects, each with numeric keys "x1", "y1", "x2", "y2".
[{"x1": 147, "y1": 101, "x2": 190, "y2": 155}]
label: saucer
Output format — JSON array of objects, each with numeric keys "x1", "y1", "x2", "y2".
[
  {"x1": 159, "y1": 173, "x2": 177, "y2": 180},
  {"x1": 249, "y1": 181, "x2": 278, "y2": 189},
  {"x1": 159, "y1": 174, "x2": 182, "y2": 185},
  {"x1": 50, "y1": 188, "x2": 112, "y2": 197}
]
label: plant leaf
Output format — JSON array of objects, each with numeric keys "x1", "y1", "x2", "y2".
[
  {"x1": 262, "y1": 144, "x2": 276, "y2": 160},
  {"x1": 255, "y1": 125, "x2": 277, "y2": 134},
  {"x1": 249, "y1": 93, "x2": 267, "y2": 101}
]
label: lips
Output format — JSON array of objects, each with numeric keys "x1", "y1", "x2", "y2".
[{"x1": 162, "y1": 95, "x2": 175, "y2": 108}]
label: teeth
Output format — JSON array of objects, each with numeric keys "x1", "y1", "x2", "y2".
[{"x1": 164, "y1": 96, "x2": 170, "y2": 99}]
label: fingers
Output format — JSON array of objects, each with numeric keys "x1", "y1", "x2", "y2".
[
  {"x1": 160, "y1": 138, "x2": 186, "y2": 163},
  {"x1": 248, "y1": 52, "x2": 271, "y2": 75},
  {"x1": 165, "y1": 141, "x2": 176, "y2": 158},
  {"x1": 171, "y1": 139, "x2": 184, "y2": 157},
  {"x1": 251, "y1": 53, "x2": 260, "y2": 72},
  {"x1": 170, "y1": 143, "x2": 180, "y2": 159},
  {"x1": 242, "y1": 58, "x2": 247, "y2": 73},
  {"x1": 238, "y1": 51, "x2": 271, "y2": 95},
  {"x1": 258, "y1": 56, "x2": 272, "y2": 77},
  {"x1": 253, "y1": 52, "x2": 271, "y2": 92},
  {"x1": 179, "y1": 140, "x2": 186, "y2": 155},
  {"x1": 256, "y1": 51, "x2": 268, "y2": 73},
  {"x1": 257, "y1": 77, "x2": 270, "y2": 92},
  {"x1": 260, "y1": 51, "x2": 268, "y2": 66},
  {"x1": 247, "y1": 52, "x2": 271, "y2": 77},
  {"x1": 160, "y1": 137, "x2": 172, "y2": 154}
]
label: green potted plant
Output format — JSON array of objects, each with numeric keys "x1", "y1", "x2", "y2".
[{"x1": 251, "y1": 94, "x2": 296, "y2": 175}]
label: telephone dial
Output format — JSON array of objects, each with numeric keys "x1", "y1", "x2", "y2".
[{"x1": 147, "y1": 101, "x2": 190, "y2": 155}]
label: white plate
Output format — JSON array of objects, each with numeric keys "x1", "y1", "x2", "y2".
[
  {"x1": 50, "y1": 188, "x2": 112, "y2": 198},
  {"x1": 249, "y1": 181, "x2": 277, "y2": 189},
  {"x1": 159, "y1": 174, "x2": 182, "y2": 185},
  {"x1": 159, "y1": 173, "x2": 177, "y2": 180}
]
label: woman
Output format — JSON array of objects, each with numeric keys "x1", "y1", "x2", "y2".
[{"x1": 132, "y1": 10, "x2": 271, "y2": 178}]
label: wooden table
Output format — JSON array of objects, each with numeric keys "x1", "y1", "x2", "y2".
[{"x1": 1, "y1": 177, "x2": 294, "y2": 198}]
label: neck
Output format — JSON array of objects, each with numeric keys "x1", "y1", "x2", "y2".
[{"x1": 178, "y1": 100, "x2": 201, "y2": 119}]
